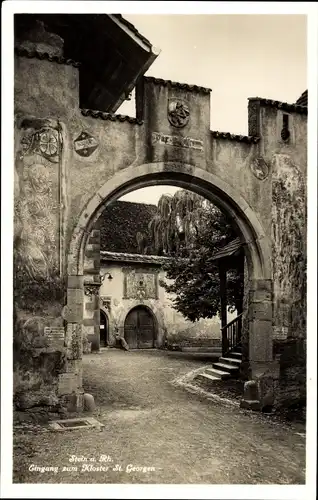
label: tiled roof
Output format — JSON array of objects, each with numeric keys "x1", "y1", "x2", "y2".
[
  {"x1": 100, "y1": 251, "x2": 170, "y2": 265},
  {"x1": 81, "y1": 108, "x2": 143, "y2": 125},
  {"x1": 99, "y1": 200, "x2": 157, "y2": 254},
  {"x1": 295, "y1": 90, "x2": 308, "y2": 107},
  {"x1": 210, "y1": 237, "x2": 242, "y2": 261},
  {"x1": 14, "y1": 46, "x2": 81, "y2": 67},
  {"x1": 248, "y1": 97, "x2": 307, "y2": 115},
  {"x1": 112, "y1": 14, "x2": 153, "y2": 49},
  {"x1": 143, "y1": 76, "x2": 211, "y2": 95},
  {"x1": 211, "y1": 131, "x2": 260, "y2": 144}
]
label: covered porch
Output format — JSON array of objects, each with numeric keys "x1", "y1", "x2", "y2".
[{"x1": 210, "y1": 237, "x2": 245, "y2": 358}]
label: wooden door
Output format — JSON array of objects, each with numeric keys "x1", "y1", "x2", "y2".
[
  {"x1": 137, "y1": 307, "x2": 155, "y2": 348},
  {"x1": 124, "y1": 308, "x2": 138, "y2": 349},
  {"x1": 124, "y1": 307, "x2": 155, "y2": 349},
  {"x1": 100, "y1": 311, "x2": 108, "y2": 347}
]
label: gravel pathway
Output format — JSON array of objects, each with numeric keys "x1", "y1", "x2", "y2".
[{"x1": 13, "y1": 349, "x2": 306, "y2": 484}]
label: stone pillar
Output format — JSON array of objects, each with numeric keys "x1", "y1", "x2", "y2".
[
  {"x1": 62, "y1": 275, "x2": 85, "y2": 411},
  {"x1": 83, "y1": 226, "x2": 101, "y2": 352},
  {"x1": 83, "y1": 283, "x2": 101, "y2": 352},
  {"x1": 248, "y1": 279, "x2": 273, "y2": 367},
  {"x1": 240, "y1": 257, "x2": 250, "y2": 379},
  {"x1": 241, "y1": 278, "x2": 278, "y2": 410}
]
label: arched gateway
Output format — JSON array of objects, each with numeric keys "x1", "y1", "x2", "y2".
[
  {"x1": 14, "y1": 17, "x2": 307, "y2": 413},
  {"x1": 67, "y1": 162, "x2": 273, "y2": 375}
]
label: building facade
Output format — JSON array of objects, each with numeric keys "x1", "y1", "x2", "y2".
[{"x1": 89, "y1": 251, "x2": 225, "y2": 351}]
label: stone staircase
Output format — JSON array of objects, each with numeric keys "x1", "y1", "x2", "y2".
[{"x1": 195, "y1": 346, "x2": 242, "y2": 384}]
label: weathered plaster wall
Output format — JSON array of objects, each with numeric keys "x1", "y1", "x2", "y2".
[
  {"x1": 14, "y1": 49, "x2": 84, "y2": 409},
  {"x1": 14, "y1": 57, "x2": 79, "y2": 121},
  {"x1": 136, "y1": 78, "x2": 211, "y2": 170},
  {"x1": 261, "y1": 106, "x2": 307, "y2": 171},
  {"x1": 260, "y1": 103, "x2": 306, "y2": 342},
  {"x1": 208, "y1": 139, "x2": 273, "y2": 239},
  {"x1": 271, "y1": 154, "x2": 306, "y2": 340}
]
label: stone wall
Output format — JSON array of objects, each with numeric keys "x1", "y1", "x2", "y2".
[
  {"x1": 273, "y1": 338, "x2": 306, "y2": 408},
  {"x1": 271, "y1": 154, "x2": 306, "y2": 341}
]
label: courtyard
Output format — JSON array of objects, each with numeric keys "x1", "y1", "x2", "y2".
[{"x1": 13, "y1": 349, "x2": 306, "y2": 484}]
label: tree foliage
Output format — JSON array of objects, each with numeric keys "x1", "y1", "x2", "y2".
[{"x1": 137, "y1": 189, "x2": 243, "y2": 322}]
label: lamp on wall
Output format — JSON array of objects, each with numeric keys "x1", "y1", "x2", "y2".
[{"x1": 101, "y1": 272, "x2": 113, "y2": 284}]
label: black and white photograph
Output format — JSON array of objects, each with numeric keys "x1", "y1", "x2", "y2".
[{"x1": 1, "y1": 1, "x2": 317, "y2": 498}]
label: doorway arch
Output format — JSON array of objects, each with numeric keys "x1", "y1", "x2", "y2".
[
  {"x1": 100, "y1": 310, "x2": 109, "y2": 347},
  {"x1": 66, "y1": 161, "x2": 273, "y2": 379},
  {"x1": 124, "y1": 305, "x2": 156, "y2": 349}
]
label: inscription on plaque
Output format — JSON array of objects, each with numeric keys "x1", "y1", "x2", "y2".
[
  {"x1": 44, "y1": 327, "x2": 65, "y2": 339},
  {"x1": 58, "y1": 373, "x2": 78, "y2": 395},
  {"x1": 44, "y1": 327, "x2": 65, "y2": 347},
  {"x1": 273, "y1": 326, "x2": 288, "y2": 340},
  {"x1": 151, "y1": 132, "x2": 203, "y2": 151}
]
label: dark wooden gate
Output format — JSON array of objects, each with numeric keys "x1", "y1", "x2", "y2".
[
  {"x1": 100, "y1": 310, "x2": 108, "y2": 347},
  {"x1": 124, "y1": 306, "x2": 155, "y2": 349}
]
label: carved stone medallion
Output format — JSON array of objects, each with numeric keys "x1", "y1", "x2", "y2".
[
  {"x1": 21, "y1": 127, "x2": 60, "y2": 163},
  {"x1": 250, "y1": 158, "x2": 269, "y2": 181},
  {"x1": 168, "y1": 99, "x2": 190, "y2": 128}
]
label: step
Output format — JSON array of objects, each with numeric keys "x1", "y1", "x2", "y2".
[
  {"x1": 181, "y1": 347, "x2": 222, "y2": 353},
  {"x1": 228, "y1": 352, "x2": 242, "y2": 359},
  {"x1": 195, "y1": 372, "x2": 219, "y2": 383},
  {"x1": 205, "y1": 367, "x2": 231, "y2": 379},
  {"x1": 212, "y1": 362, "x2": 240, "y2": 374},
  {"x1": 233, "y1": 346, "x2": 242, "y2": 352},
  {"x1": 219, "y1": 356, "x2": 242, "y2": 366}
]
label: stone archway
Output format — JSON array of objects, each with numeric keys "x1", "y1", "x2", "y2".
[
  {"x1": 66, "y1": 161, "x2": 273, "y2": 406},
  {"x1": 68, "y1": 162, "x2": 271, "y2": 279}
]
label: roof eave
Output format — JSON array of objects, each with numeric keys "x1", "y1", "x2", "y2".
[
  {"x1": 110, "y1": 47, "x2": 160, "y2": 113},
  {"x1": 109, "y1": 14, "x2": 154, "y2": 52}
]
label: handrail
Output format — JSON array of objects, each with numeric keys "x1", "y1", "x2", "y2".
[
  {"x1": 221, "y1": 312, "x2": 243, "y2": 357},
  {"x1": 221, "y1": 312, "x2": 243, "y2": 330}
]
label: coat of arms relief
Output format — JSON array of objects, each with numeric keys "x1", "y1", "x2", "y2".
[{"x1": 167, "y1": 99, "x2": 190, "y2": 128}]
